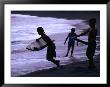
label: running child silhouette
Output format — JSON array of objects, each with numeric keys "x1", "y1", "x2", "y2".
[
  {"x1": 64, "y1": 28, "x2": 78, "y2": 57},
  {"x1": 37, "y1": 27, "x2": 60, "y2": 68}
]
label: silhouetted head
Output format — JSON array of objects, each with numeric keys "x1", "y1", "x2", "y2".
[
  {"x1": 71, "y1": 28, "x2": 75, "y2": 33},
  {"x1": 89, "y1": 18, "x2": 96, "y2": 28},
  {"x1": 37, "y1": 27, "x2": 45, "y2": 35}
]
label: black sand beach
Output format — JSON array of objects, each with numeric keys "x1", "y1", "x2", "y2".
[{"x1": 20, "y1": 55, "x2": 100, "y2": 77}]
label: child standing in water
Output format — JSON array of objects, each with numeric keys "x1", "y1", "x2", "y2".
[
  {"x1": 64, "y1": 28, "x2": 77, "y2": 57},
  {"x1": 77, "y1": 18, "x2": 97, "y2": 68},
  {"x1": 37, "y1": 27, "x2": 60, "y2": 68}
]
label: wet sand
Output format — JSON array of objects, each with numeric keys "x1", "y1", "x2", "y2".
[{"x1": 20, "y1": 55, "x2": 100, "y2": 77}]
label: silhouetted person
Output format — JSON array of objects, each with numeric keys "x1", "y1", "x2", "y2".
[
  {"x1": 37, "y1": 27, "x2": 60, "y2": 68},
  {"x1": 77, "y1": 18, "x2": 97, "y2": 68},
  {"x1": 64, "y1": 28, "x2": 77, "y2": 57}
]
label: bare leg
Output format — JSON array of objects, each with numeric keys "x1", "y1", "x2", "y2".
[
  {"x1": 71, "y1": 45, "x2": 74, "y2": 57},
  {"x1": 49, "y1": 58, "x2": 60, "y2": 67},
  {"x1": 88, "y1": 56, "x2": 95, "y2": 68},
  {"x1": 65, "y1": 45, "x2": 71, "y2": 57}
]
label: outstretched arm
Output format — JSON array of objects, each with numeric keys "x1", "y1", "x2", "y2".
[
  {"x1": 77, "y1": 29, "x2": 89, "y2": 37},
  {"x1": 64, "y1": 34, "x2": 69, "y2": 45}
]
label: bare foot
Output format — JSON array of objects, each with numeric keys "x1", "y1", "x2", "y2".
[
  {"x1": 88, "y1": 64, "x2": 96, "y2": 69},
  {"x1": 70, "y1": 56, "x2": 73, "y2": 58},
  {"x1": 56, "y1": 60, "x2": 60, "y2": 67},
  {"x1": 64, "y1": 55, "x2": 68, "y2": 57}
]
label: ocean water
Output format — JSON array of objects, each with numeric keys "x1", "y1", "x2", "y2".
[{"x1": 11, "y1": 14, "x2": 100, "y2": 76}]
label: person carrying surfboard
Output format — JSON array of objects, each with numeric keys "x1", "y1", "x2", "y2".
[
  {"x1": 77, "y1": 18, "x2": 97, "y2": 68},
  {"x1": 37, "y1": 27, "x2": 60, "y2": 68},
  {"x1": 64, "y1": 28, "x2": 78, "y2": 57}
]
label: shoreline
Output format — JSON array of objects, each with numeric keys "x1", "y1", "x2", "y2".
[{"x1": 19, "y1": 55, "x2": 100, "y2": 77}]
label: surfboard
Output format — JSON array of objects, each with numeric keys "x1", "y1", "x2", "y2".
[{"x1": 26, "y1": 37, "x2": 47, "y2": 51}]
